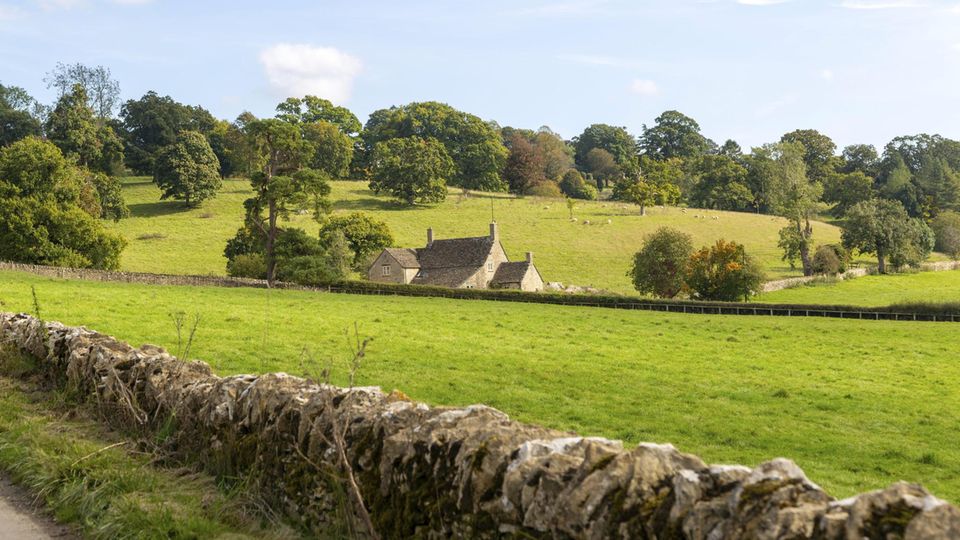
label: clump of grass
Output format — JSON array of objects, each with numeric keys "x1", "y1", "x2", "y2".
[
  {"x1": 136, "y1": 232, "x2": 167, "y2": 241},
  {"x1": 918, "y1": 453, "x2": 939, "y2": 466},
  {"x1": 198, "y1": 212, "x2": 215, "y2": 219},
  {"x1": 772, "y1": 389, "x2": 790, "y2": 398}
]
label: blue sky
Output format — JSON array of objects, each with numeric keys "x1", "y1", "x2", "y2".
[{"x1": 1, "y1": 0, "x2": 958, "y2": 150}]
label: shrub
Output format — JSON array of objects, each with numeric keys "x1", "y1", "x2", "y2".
[
  {"x1": 559, "y1": 170, "x2": 598, "y2": 200},
  {"x1": 227, "y1": 253, "x2": 266, "y2": 279},
  {"x1": 812, "y1": 245, "x2": 842, "y2": 275},
  {"x1": 525, "y1": 181, "x2": 563, "y2": 198},
  {"x1": 628, "y1": 227, "x2": 694, "y2": 298},
  {"x1": 319, "y1": 212, "x2": 393, "y2": 269},
  {"x1": 684, "y1": 239, "x2": 765, "y2": 301}
]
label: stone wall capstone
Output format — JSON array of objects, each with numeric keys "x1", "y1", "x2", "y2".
[{"x1": 1, "y1": 312, "x2": 958, "y2": 538}]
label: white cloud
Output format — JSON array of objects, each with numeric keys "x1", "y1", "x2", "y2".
[
  {"x1": 737, "y1": 0, "x2": 791, "y2": 5},
  {"x1": 259, "y1": 44, "x2": 362, "y2": 104},
  {"x1": 629, "y1": 79, "x2": 659, "y2": 96},
  {"x1": 838, "y1": 0, "x2": 924, "y2": 9},
  {"x1": 820, "y1": 69, "x2": 835, "y2": 81}
]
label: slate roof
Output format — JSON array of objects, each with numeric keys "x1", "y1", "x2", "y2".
[
  {"x1": 490, "y1": 261, "x2": 532, "y2": 285},
  {"x1": 410, "y1": 266, "x2": 479, "y2": 288},
  {"x1": 384, "y1": 248, "x2": 420, "y2": 268},
  {"x1": 415, "y1": 236, "x2": 495, "y2": 269}
]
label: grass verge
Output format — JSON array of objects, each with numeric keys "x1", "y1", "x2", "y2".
[{"x1": 0, "y1": 346, "x2": 299, "y2": 540}]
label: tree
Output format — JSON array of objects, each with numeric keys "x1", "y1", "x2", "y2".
[
  {"x1": 684, "y1": 239, "x2": 764, "y2": 301},
  {"x1": 842, "y1": 198, "x2": 930, "y2": 273},
  {"x1": 628, "y1": 227, "x2": 694, "y2": 298},
  {"x1": 769, "y1": 142, "x2": 823, "y2": 276},
  {"x1": 319, "y1": 212, "x2": 394, "y2": 269},
  {"x1": 573, "y1": 124, "x2": 638, "y2": 176},
  {"x1": 614, "y1": 177, "x2": 680, "y2": 215},
  {"x1": 503, "y1": 134, "x2": 545, "y2": 194},
  {"x1": 369, "y1": 136, "x2": 453, "y2": 205},
  {"x1": 811, "y1": 245, "x2": 842, "y2": 275},
  {"x1": 119, "y1": 91, "x2": 217, "y2": 174},
  {"x1": 533, "y1": 128, "x2": 575, "y2": 181},
  {"x1": 931, "y1": 211, "x2": 960, "y2": 260},
  {"x1": 0, "y1": 137, "x2": 125, "y2": 268},
  {"x1": 0, "y1": 83, "x2": 41, "y2": 146},
  {"x1": 840, "y1": 144, "x2": 879, "y2": 177},
  {"x1": 153, "y1": 131, "x2": 222, "y2": 207},
  {"x1": 688, "y1": 155, "x2": 752, "y2": 211},
  {"x1": 45, "y1": 84, "x2": 124, "y2": 174},
  {"x1": 241, "y1": 118, "x2": 332, "y2": 283},
  {"x1": 302, "y1": 120, "x2": 354, "y2": 178},
  {"x1": 823, "y1": 171, "x2": 875, "y2": 217},
  {"x1": 638, "y1": 110, "x2": 710, "y2": 161},
  {"x1": 559, "y1": 170, "x2": 597, "y2": 200},
  {"x1": 360, "y1": 101, "x2": 507, "y2": 191},
  {"x1": 45, "y1": 62, "x2": 121, "y2": 120},
  {"x1": 583, "y1": 148, "x2": 620, "y2": 187},
  {"x1": 718, "y1": 139, "x2": 743, "y2": 159},
  {"x1": 780, "y1": 129, "x2": 838, "y2": 182},
  {"x1": 275, "y1": 96, "x2": 361, "y2": 135}
]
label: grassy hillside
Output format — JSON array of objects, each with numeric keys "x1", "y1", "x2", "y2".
[
  {"x1": 4, "y1": 269, "x2": 960, "y2": 501},
  {"x1": 105, "y1": 177, "x2": 849, "y2": 293},
  {"x1": 759, "y1": 270, "x2": 960, "y2": 307}
]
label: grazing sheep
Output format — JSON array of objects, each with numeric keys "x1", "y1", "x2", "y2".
[
  {"x1": 607, "y1": 219, "x2": 612, "y2": 224},
  {"x1": 681, "y1": 209, "x2": 687, "y2": 214},
  {"x1": 583, "y1": 220, "x2": 591, "y2": 225},
  {"x1": 570, "y1": 217, "x2": 578, "y2": 222},
  {"x1": 712, "y1": 216, "x2": 719, "y2": 220}
]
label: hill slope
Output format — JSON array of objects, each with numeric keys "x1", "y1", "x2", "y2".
[{"x1": 107, "y1": 177, "x2": 847, "y2": 293}]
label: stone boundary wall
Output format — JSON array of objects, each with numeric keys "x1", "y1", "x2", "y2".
[
  {"x1": 1, "y1": 313, "x2": 957, "y2": 539},
  {"x1": 763, "y1": 261, "x2": 960, "y2": 293}
]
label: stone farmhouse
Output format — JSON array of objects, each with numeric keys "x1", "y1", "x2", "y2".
[{"x1": 367, "y1": 223, "x2": 544, "y2": 292}]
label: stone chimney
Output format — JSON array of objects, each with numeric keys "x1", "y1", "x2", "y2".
[
  {"x1": 489, "y1": 222, "x2": 499, "y2": 241},
  {"x1": 526, "y1": 252, "x2": 533, "y2": 264},
  {"x1": 427, "y1": 227, "x2": 434, "y2": 246}
]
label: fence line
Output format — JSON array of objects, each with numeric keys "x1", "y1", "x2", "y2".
[{"x1": 2, "y1": 261, "x2": 956, "y2": 323}]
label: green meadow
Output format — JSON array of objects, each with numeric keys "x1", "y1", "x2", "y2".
[
  {"x1": 104, "y1": 177, "x2": 849, "y2": 293},
  {"x1": 759, "y1": 270, "x2": 960, "y2": 307},
  {"x1": 3, "y1": 269, "x2": 959, "y2": 502}
]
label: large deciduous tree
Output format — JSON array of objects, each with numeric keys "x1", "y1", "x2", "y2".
[
  {"x1": 275, "y1": 96, "x2": 362, "y2": 135},
  {"x1": 638, "y1": 110, "x2": 710, "y2": 161},
  {"x1": 780, "y1": 129, "x2": 838, "y2": 183},
  {"x1": 823, "y1": 171, "x2": 876, "y2": 217},
  {"x1": 0, "y1": 83, "x2": 42, "y2": 146},
  {"x1": 360, "y1": 101, "x2": 507, "y2": 192},
  {"x1": 629, "y1": 227, "x2": 694, "y2": 298},
  {"x1": 369, "y1": 136, "x2": 453, "y2": 205},
  {"x1": 318, "y1": 212, "x2": 394, "y2": 269},
  {"x1": 842, "y1": 198, "x2": 933, "y2": 273},
  {"x1": 45, "y1": 84, "x2": 124, "y2": 175},
  {"x1": 44, "y1": 62, "x2": 121, "y2": 120},
  {"x1": 688, "y1": 154, "x2": 753, "y2": 211},
  {"x1": 573, "y1": 124, "x2": 638, "y2": 177},
  {"x1": 503, "y1": 134, "x2": 545, "y2": 194},
  {"x1": 769, "y1": 142, "x2": 823, "y2": 276},
  {"x1": 302, "y1": 120, "x2": 354, "y2": 178},
  {"x1": 153, "y1": 131, "x2": 222, "y2": 207},
  {"x1": 119, "y1": 91, "x2": 217, "y2": 174}
]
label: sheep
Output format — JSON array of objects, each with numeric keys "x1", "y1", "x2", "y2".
[
  {"x1": 606, "y1": 219, "x2": 612, "y2": 225},
  {"x1": 570, "y1": 217, "x2": 578, "y2": 222},
  {"x1": 712, "y1": 216, "x2": 719, "y2": 221},
  {"x1": 583, "y1": 220, "x2": 591, "y2": 225}
]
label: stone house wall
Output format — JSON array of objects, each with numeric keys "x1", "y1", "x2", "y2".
[{"x1": 365, "y1": 251, "x2": 417, "y2": 285}]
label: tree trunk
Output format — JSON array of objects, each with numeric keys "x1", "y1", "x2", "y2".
[
  {"x1": 798, "y1": 219, "x2": 814, "y2": 276},
  {"x1": 265, "y1": 197, "x2": 278, "y2": 285},
  {"x1": 877, "y1": 249, "x2": 886, "y2": 274},
  {"x1": 640, "y1": 203, "x2": 646, "y2": 216}
]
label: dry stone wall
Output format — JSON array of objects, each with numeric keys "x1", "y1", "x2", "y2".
[{"x1": 1, "y1": 312, "x2": 958, "y2": 539}]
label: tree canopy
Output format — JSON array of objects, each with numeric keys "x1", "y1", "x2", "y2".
[
  {"x1": 369, "y1": 136, "x2": 453, "y2": 205},
  {"x1": 119, "y1": 91, "x2": 217, "y2": 174},
  {"x1": 638, "y1": 111, "x2": 710, "y2": 161},
  {"x1": 153, "y1": 131, "x2": 222, "y2": 207}
]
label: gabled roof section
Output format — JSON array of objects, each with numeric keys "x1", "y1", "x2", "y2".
[
  {"x1": 416, "y1": 236, "x2": 495, "y2": 269},
  {"x1": 490, "y1": 261, "x2": 532, "y2": 285},
  {"x1": 410, "y1": 267, "x2": 478, "y2": 288},
  {"x1": 384, "y1": 248, "x2": 420, "y2": 268}
]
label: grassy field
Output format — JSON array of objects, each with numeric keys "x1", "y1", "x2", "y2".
[
  {"x1": 105, "y1": 177, "x2": 851, "y2": 293},
  {"x1": 759, "y1": 270, "x2": 960, "y2": 307},
  {"x1": 3, "y1": 270, "x2": 960, "y2": 502}
]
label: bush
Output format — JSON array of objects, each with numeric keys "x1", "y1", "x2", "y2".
[
  {"x1": 559, "y1": 170, "x2": 598, "y2": 200},
  {"x1": 319, "y1": 212, "x2": 393, "y2": 269},
  {"x1": 812, "y1": 245, "x2": 842, "y2": 275},
  {"x1": 525, "y1": 181, "x2": 563, "y2": 198},
  {"x1": 684, "y1": 239, "x2": 764, "y2": 301},
  {"x1": 227, "y1": 253, "x2": 267, "y2": 279},
  {"x1": 628, "y1": 227, "x2": 694, "y2": 298}
]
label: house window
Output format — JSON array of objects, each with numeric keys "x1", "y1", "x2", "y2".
[
  {"x1": 381, "y1": 265, "x2": 391, "y2": 277},
  {"x1": 486, "y1": 262, "x2": 494, "y2": 272},
  {"x1": 466, "y1": 284, "x2": 475, "y2": 289}
]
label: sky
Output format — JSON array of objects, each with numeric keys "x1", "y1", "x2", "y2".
[{"x1": 1, "y1": 0, "x2": 959, "y2": 151}]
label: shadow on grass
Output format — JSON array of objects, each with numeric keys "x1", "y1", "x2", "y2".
[{"x1": 128, "y1": 200, "x2": 192, "y2": 218}]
